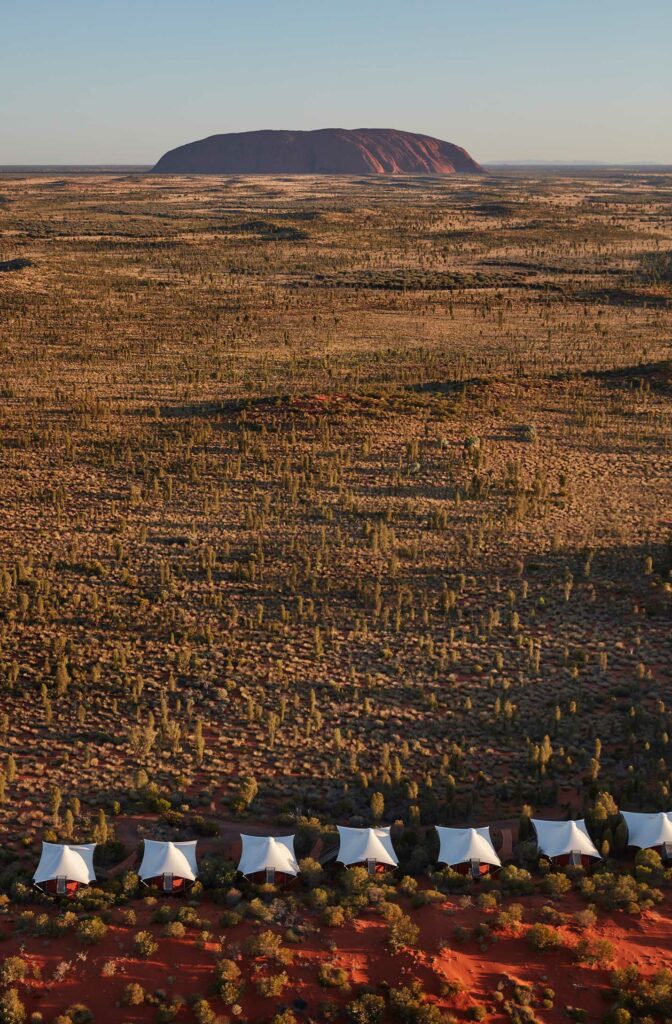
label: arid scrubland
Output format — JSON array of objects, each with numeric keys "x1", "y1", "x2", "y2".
[
  {"x1": 1, "y1": 170, "x2": 672, "y2": 1023},
  {"x1": 0, "y1": 170, "x2": 671, "y2": 838}
]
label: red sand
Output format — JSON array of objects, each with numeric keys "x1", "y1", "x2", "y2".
[{"x1": 2, "y1": 890, "x2": 672, "y2": 1022}]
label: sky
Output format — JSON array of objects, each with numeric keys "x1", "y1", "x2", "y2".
[{"x1": 1, "y1": 0, "x2": 671, "y2": 165}]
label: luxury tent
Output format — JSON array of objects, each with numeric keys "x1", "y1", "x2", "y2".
[
  {"x1": 336, "y1": 826, "x2": 398, "y2": 873},
  {"x1": 435, "y1": 826, "x2": 501, "y2": 877},
  {"x1": 621, "y1": 811, "x2": 672, "y2": 857},
  {"x1": 138, "y1": 839, "x2": 199, "y2": 892},
  {"x1": 237, "y1": 834, "x2": 299, "y2": 883},
  {"x1": 532, "y1": 819, "x2": 601, "y2": 865},
  {"x1": 33, "y1": 842, "x2": 96, "y2": 895}
]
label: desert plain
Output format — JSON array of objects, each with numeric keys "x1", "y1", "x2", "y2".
[{"x1": 0, "y1": 168, "x2": 671, "y2": 1023}]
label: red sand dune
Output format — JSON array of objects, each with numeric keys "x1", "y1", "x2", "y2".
[{"x1": 152, "y1": 128, "x2": 484, "y2": 175}]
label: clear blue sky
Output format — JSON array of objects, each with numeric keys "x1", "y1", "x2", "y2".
[{"x1": 2, "y1": 0, "x2": 670, "y2": 165}]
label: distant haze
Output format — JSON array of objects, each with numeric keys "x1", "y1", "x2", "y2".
[{"x1": 1, "y1": 0, "x2": 670, "y2": 166}]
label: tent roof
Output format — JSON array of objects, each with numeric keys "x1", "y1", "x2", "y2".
[
  {"x1": 336, "y1": 826, "x2": 398, "y2": 867},
  {"x1": 532, "y1": 818, "x2": 601, "y2": 860},
  {"x1": 622, "y1": 811, "x2": 672, "y2": 849},
  {"x1": 138, "y1": 839, "x2": 199, "y2": 881},
  {"x1": 237, "y1": 834, "x2": 299, "y2": 877},
  {"x1": 436, "y1": 826, "x2": 501, "y2": 868},
  {"x1": 33, "y1": 843, "x2": 96, "y2": 886}
]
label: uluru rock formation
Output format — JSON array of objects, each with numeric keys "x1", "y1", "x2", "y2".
[{"x1": 152, "y1": 128, "x2": 484, "y2": 176}]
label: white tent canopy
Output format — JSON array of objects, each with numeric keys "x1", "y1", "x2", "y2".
[
  {"x1": 336, "y1": 826, "x2": 398, "y2": 867},
  {"x1": 237, "y1": 834, "x2": 299, "y2": 877},
  {"x1": 138, "y1": 840, "x2": 199, "y2": 882},
  {"x1": 436, "y1": 826, "x2": 501, "y2": 868},
  {"x1": 622, "y1": 811, "x2": 672, "y2": 850},
  {"x1": 532, "y1": 819, "x2": 601, "y2": 860},
  {"x1": 33, "y1": 843, "x2": 96, "y2": 887}
]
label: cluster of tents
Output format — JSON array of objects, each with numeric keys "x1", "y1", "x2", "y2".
[{"x1": 32, "y1": 812, "x2": 672, "y2": 896}]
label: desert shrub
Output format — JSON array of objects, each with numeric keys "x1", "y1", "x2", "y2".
[
  {"x1": 255, "y1": 972, "x2": 289, "y2": 997},
  {"x1": 579, "y1": 873, "x2": 661, "y2": 913},
  {"x1": 270, "y1": 1012, "x2": 297, "y2": 1024},
  {"x1": 64, "y1": 1007, "x2": 93, "y2": 1024},
  {"x1": 526, "y1": 923, "x2": 562, "y2": 951},
  {"x1": 603, "y1": 1011, "x2": 631, "y2": 1024},
  {"x1": 538, "y1": 903, "x2": 564, "y2": 925},
  {"x1": 299, "y1": 857, "x2": 323, "y2": 888},
  {"x1": 214, "y1": 959, "x2": 243, "y2": 1004},
  {"x1": 132, "y1": 930, "x2": 158, "y2": 958},
  {"x1": 152, "y1": 904, "x2": 175, "y2": 925},
  {"x1": 609, "y1": 965, "x2": 672, "y2": 1020},
  {"x1": 573, "y1": 937, "x2": 614, "y2": 966},
  {"x1": 76, "y1": 917, "x2": 107, "y2": 945},
  {"x1": 389, "y1": 982, "x2": 444, "y2": 1023},
  {"x1": 453, "y1": 925, "x2": 472, "y2": 944},
  {"x1": 477, "y1": 891, "x2": 499, "y2": 910},
  {"x1": 318, "y1": 964, "x2": 350, "y2": 989},
  {"x1": 0, "y1": 959, "x2": 26, "y2": 986},
  {"x1": 574, "y1": 907, "x2": 597, "y2": 929},
  {"x1": 245, "y1": 929, "x2": 292, "y2": 964},
  {"x1": 399, "y1": 876, "x2": 418, "y2": 895},
  {"x1": 347, "y1": 993, "x2": 386, "y2": 1024},
  {"x1": 432, "y1": 867, "x2": 471, "y2": 894},
  {"x1": 499, "y1": 865, "x2": 533, "y2": 895},
  {"x1": 388, "y1": 912, "x2": 420, "y2": 952},
  {"x1": 219, "y1": 909, "x2": 243, "y2": 927},
  {"x1": 542, "y1": 872, "x2": 572, "y2": 897},
  {"x1": 410, "y1": 889, "x2": 445, "y2": 909},
  {"x1": 322, "y1": 905, "x2": 346, "y2": 927},
  {"x1": 342, "y1": 867, "x2": 371, "y2": 895},
  {"x1": 310, "y1": 887, "x2": 329, "y2": 909},
  {"x1": 494, "y1": 903, "x2": 525, "y2": 931},
  {"x1": 163, "y1": 920, "x2": 186, "y2": 938},
  {"x1": 633, "y1": 848, "x2": 664, "y2": 884},
  {"x1": 0, "y1": 989, "x2": 26, "y2": 1024},
  {"x1": 469, "y1": 1008, "x2": 487, "y2": 1022},
  {"x1": 190, "y1": 815, "x2": 220, "y2": 837},
  {"x1": 192, "y1": 1000, "x2": 220, "y2": 1024},
  {"x1": 122, "y1": 983, "x2": 145, "y2": 1006}
]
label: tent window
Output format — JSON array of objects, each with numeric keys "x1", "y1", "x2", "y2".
[
  {"x1": 163, "y1": 873, "x2": 174, "y2": 892},
  {"x1": 266, "y1": 867, "x2": 276, "y2": 884},
  {"x1": 56, "y1": 875, "x2": 67, "y2": 895},
  {"x1": 569, "y1": 850, "x2": 582, "y2": 866},
  {"x1": 663, "y1": 842, "x2": 672, "y2": 862},
  {"x1": 366, "y1": 858, "x2": 376, "y2": 875},
  {"x1": 470, "y1": 858, "x2": 481, "y2": 878}
]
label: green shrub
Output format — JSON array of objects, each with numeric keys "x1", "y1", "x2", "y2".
[
  {"x1": 163, "y1": 920, "x2": 186, "y2": 938},
  {"x1": 573, "y1": 937, "x2": 614, "y2": 966},
  {"x1": 347, "y1": 993, "x2": 386, "y2": 1024},
  {"x1": 214, "y1": 959, "x2": 244, "y2": 1004},
  {"x1": 0, "y1": 959, "x2": 27, "y2": 987},
  {"x1": 499, "y1": 865, "x2": 533, "y2": 895},
  {"x1": 526, "y1": 923, "x2": 562, "y2": 951},
  {"x1": 245, "y1": 929, "x2": 292, "y2": 964},
  {"x1": 388, "y1": 912, "x2": 420, "y2": 952},
  {"x1": 322, "y1": 905, "x2": 346, "y2": 927},
  {"x1": 76, "y1": 917, "x2": 107, "y2": 945},
  {"x1": 122, "y1": 983, "x2": 145, "y2": 1006},
  {"x1": 64, "y1": 1007, "x2": 93, "y2": 1024},
  {"x1": 318, "y1": 964, "x2": 350, "y2": 989},
  {"x1": 256, "y1": 972, "x2": 289, "y2": 997},
  {"x1": 132, "y1": 930, "x2": 158, "y2": 958},
  {"x1": 0, "y1": 989, "x2": 26, "y2": 1024},
  {"x1": 542, "y1": 872, "x2": 572, "y2": 897}
]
